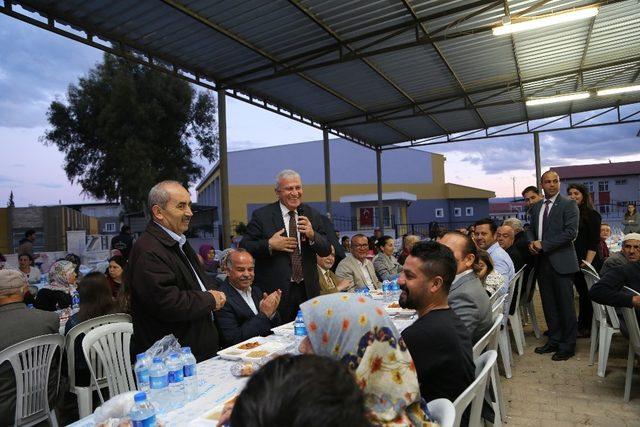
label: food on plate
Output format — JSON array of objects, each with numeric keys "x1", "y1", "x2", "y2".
[
  {"x1": 231, "y1": 362, "x2": 256, "y2": 377},
  {"x1": 246, "y1": 350, "x2": 270, "y2": 358},
  {"x1": 237, "y1": 341, "x2": 261, "y2": 350},
  {"x1": 387, "y1": 302, "x2": 401, "y2": 308},
  {"x1": 204, "y1": 410, "x2": 222, "y2": 421}
]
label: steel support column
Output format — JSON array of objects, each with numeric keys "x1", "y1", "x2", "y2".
[
  {"x1": 323, "y1": 128, "x2": 333, "y2": 218},
  {"x1": 533, "y1": 132, "x2": 542, "y2": 186},
  {"x1": 218, "y1": 89, "x2": 231, "y2": 248},
  {"x1": 376, "y1": 148, "x2": 384, "y2": 234}
]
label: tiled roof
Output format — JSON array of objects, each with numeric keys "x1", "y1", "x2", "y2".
[{"x1": 551, "y1": 161, "x2": 640, "y2": 180}]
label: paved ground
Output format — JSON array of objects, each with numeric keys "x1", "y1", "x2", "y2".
[{"x1": 501, "y1": 297, "x2": 640, "y2": 426}]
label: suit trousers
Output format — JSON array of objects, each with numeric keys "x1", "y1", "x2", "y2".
[
  {"x1": 279, "y1": 281, "x2": 307, "y2": 324},
  {"x1": 537, "y1": 256, "x2": 577, "y2": 352}
]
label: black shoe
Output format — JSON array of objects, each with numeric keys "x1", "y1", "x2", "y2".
[
  {"x1": 551, "y1": 350, "x2": 575, "y2": 361},
  {"x1": 535, "y1": 342, "x2": 559, "y2": 354}
]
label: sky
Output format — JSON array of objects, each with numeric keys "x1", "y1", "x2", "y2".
[{"x1": 1, "y1": 12, "x2": 639, "y2": 207}]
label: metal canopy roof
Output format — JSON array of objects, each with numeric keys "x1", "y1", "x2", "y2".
[{"x1": 4, "y1": 0, "x2": 640, "y2": 149}]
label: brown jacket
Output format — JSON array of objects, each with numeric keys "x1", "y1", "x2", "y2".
[
  {"x1": 126, "y1": 221, "x2": 220, "y2": 362},
  {"x1": 317, "y1": 266, "x2": 339, "y2": 295}
]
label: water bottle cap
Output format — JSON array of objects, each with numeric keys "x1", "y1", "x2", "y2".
[
  {"x1": 169, "y1": 352, "x2": 180, "y2": 358},
  {"x1": 181, "y1": 347, "x2": 191, "y2": 353},
  {"x1": 136, "y1": 353, "x2": 147, "y2": 360},
  {"x1": 134, "y1": 392, "x2": 147, "y2": 402},
  {"x1": 152, "y1": 357, "x2": 163, "y2": 363}
]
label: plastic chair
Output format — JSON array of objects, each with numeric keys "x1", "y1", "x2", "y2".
[
  {"x1": 426, "y1": 398, "x2": 455, "y2": 427},
  {"x1": 581, "y1": 260, "x2": 599, "y2": 277},
  {"x1": 0, "y1": 334, "x2": 64, "y2": 427},
  {"x1": 65, "y1": 313, "x2": 132, "y2": 417},
  {"x1": 474, "y1": 314, "x2": 506, "y2": 424},
  {"x1": 582, "y1": 268, "x2": 620, "y2": 378},
  {"x1": 519, "y1": 267, "x2": 542, "y2": 339},
  {"x1": 507, "y1": 266, "x2": 527, "y2": 356},
  {"x1": 453, "y1": 350, "x2": 497, "y2": 427},
  {"x1": 492, "y1": 293, "x2": 512, "y2": 379},
  {"x1": 82, "y1": 322, "x2": 136, "y2": 403},
  {"x1": 622, "y1": 286, "x2": 640, "y2": 402}
]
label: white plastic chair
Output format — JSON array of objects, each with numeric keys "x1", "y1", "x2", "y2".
[
  {"x1": 65, "y1": 313, "x2": 132, "y2": 417},
  {"x1": 0, "y1": 334, "x2": 64, "y2": 427},
  {"x1": 519, "y1": 267, "x2": 542, "y2": 339},
  {"x1": 473, "y1": 314, "x2": 506, "y2": 424},
  {"x1": 492, "y1": 294, "x2": 512, "y2": 379},
  {"x1": 426, "y1": 398, "x2": 455, "y2": 427},
  {"x1": 622, "y1": 286, "x2": 640, "y2": 402},
  {"x1": 507, "y1": 266, "x2": 527, "y2": 356},
  {"x1": 582, "y1": 268, "x2": 620, "y2": 378},
  {"x1": 453, "y1": 350, "x2": 498, "y2": 427},
  {"x1": 82, "y1": 322, "x2": 136, "y2": 403}
]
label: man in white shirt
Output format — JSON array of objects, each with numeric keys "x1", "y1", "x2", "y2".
[
  {"x1": 474, "y1": 218, "x2": 516, "y2": 284},
  {"x1": 335, "y1": 234, "x2": 380, "y2": 291},
  {"x1": 216, "y1": 249, "x2": 282, "y2": 347}
]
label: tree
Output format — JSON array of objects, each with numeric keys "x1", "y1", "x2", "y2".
[
  {"x1": 43, "y1": 53, "x2": 218, "y2": 210},
  {"x1": 7, "y1": 190, "x2": 15, "y2": 207}
]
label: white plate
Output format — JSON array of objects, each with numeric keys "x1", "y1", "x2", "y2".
[
  {"x1": 191, "y1": 404, "x2": 225, "y2": 426},
  {"x1": 271, "y1": 321, "x2": 294, "y2": 336},
  {"x1": 384, "y1": 304, "x2": 416, "y2": 316},
  {"x1": 218, "y1": 336, "x2": 289, "y2": 362}
]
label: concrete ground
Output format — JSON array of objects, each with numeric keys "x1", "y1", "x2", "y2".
[{"x1": 501, "y1": 298, "x2": 640, "y2": 426}]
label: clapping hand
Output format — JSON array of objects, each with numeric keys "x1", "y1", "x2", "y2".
[{"x1": 259, "y1": 289, "x2": 282, "y2": 318}]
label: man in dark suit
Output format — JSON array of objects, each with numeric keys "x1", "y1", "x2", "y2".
[
  {"x1": 527, "y1": 171, "x2": 580, "y2": 361},
  {"x1": 241, "y1": 170, "x2": 330, "y2": 322},
  {"x1": 127, "y1": 181, "x2": 227, "y2": 362},
  {"x1": 217, "y1": 249, "x2": 281, "y2": 347}
]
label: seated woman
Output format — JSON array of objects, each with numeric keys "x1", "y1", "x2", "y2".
[
  {"x1": 229, "y1": 354, "x2": 367, "y2": 427},
  {"x1": 475, "y1": 249, "x2": 506, "y2": 297},
  {"x1": 106, "y1": 255, "x2": 126, "y2": 298},
  {"x1": 197, "y1": 244, "x2": 219, "y2": 273},
  {"x1": 372, "y1": 236, "x2": 403, "y2": 281},
  {"x1": 65, "y1": 272, "x2": 121, "y2": 386},
  {"x1": 34, "y1": 260, "x2": 76, "y2": 311},
  {"x1": 18, "y1": 252, "x2": 41, "y2": 284},
  {"x1": 298, "y1": 294, "x2": 438, "y2": 427}
]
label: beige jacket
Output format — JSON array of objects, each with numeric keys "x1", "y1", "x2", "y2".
[{"x1": 335, "y1": 255, "x2": 381, "y2": 291}]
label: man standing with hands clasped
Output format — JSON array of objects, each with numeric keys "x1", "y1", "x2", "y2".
[
  {"x1": 527, "y1": 171, "x2": 580, "y2": 361},
  {"x1": 241, "y1": 170, "x2": 330, "y2": 322}
]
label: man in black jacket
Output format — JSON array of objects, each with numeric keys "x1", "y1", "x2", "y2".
[
  {"x1": 589, "y1": 261, "x2": 640, "y2": 310},
  {"x1": 216, "y1": 249, "x2": 281, "y2": 347},
  {"x1": 241, "y1": 169, "x2": 330, "y2": 322},
  {"x1": 127, "y1": 180, "x2": 227, "y2": 361}
]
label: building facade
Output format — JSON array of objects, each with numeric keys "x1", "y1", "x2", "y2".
[
  {"x1": 196, "y1": 138, "x2": 495, "y2": 239},
  {"x1": 67, "y1": 202, "x2": 122, "y2": 235}
]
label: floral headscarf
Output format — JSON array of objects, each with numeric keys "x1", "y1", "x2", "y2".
[
  {"x1": 300, "y1": 294, "x2": 437, "y2": 427},
  {"x1": 45, "y1": 260, "x2": 76, "y2": 293}
]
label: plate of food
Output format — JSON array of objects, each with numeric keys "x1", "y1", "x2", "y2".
[
  {"x1": 384, "y1": 302, "x2": 416, "y2": 316},
  {"x1": 369, "y1": 289, "x2": 384, "y2": 300},
  {"x1": 218, "y1": 336, "x2": 290, "y2": 362},
  {"x1": 271, "y1": 321, "x2": 294, "y2": 336}
]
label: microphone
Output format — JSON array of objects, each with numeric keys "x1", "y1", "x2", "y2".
[{"x1": 297, "y1": 206, "x2": 306, "y2": 243}]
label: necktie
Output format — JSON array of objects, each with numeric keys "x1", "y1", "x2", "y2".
[
  {"x1": 542, "y1": 199, "x2": 551, "y2": 238},
  {"x1": 325, "y1": 271, "x2": 335, "y2": 289},
  {"x1": 288, "y1": 211, "x2": 304, "y2": 283}
]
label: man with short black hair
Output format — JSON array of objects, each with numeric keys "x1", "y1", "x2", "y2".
[
  {"x1": 17, "y1": 229, "x2": 37, "y2": 258},
  {"x1": 439, "y1": 231, "x2": 493, "y2": 343},
  {"x1": 474, "y1": 218, "x2": 515, "y2": 283},
  {"x1": 399, "y1": 241, "x2": 475, "y2": 404},
  {"x1": 522, "y1": 186, "x2": 543, "y2": 213}
]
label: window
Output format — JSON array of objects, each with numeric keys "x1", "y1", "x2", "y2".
[
  {"x1": 599, "y1": 205, "x2": 611, "y2": 214},
  {"x1": 357, "y1": 206, "x2": 392, "y2": 229},
  {"x1": 465, "y1": 207, "x2": 474, "y2": 217},
  {"x1": 104, "y1": 222, "x2": 116, "y2": 232},
  {"x1": 615, "y1": 179, "x2": 627, "y2": 185},
  {"x1": 598, "y1": 181, "x2": 609, "y2": 192},
  {"x1": 435, "y1": 208, "x2": 444, "y2": 218},
  {"x1": 453, "y1": 207, "x2": 462, "y2": 217},
  {"x1": 583, "y1": 182, "x2": 594, "y2": 193}
]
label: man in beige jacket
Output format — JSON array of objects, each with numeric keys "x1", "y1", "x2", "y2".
[{"x1": 336, "y1": 234, "x2": 381, "y2": 291}]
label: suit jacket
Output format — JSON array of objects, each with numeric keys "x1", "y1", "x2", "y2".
[
  {"x1": 372, "y1": 253, "x2": 403, "y2": 281},
  {"x1": 240, "y1": 202, "x2": 330, "y2": 298},
  {"x1": 216, "y1": 279, "x2": 281, "y2": 347},
  {"x1": 335, "y1": 254, "x2": 381, "y2": 291},
  {"x1": 317, "y1": 266, "x2": 340, "y2": 294},
  {"x1": 126, "y1": 221, "x2": 220, "y2": 362},
  {"x1": 526, "y1": 194, "x2": 580, "y2": 274},
  {"x1": 448, "y1": 272, "x2": 493, "y2": 344}
]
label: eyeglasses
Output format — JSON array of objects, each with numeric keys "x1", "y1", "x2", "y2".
[{"x1": 352, "y1": 244, "x2": 369, "y2": 248}]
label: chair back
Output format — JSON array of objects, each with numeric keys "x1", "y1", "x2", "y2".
[
  {"x1": 509, "y1": 265, "x2": 527, "y2": 310},
  {"x1": 0, "y1": 334, "x2": 64, "y2": 426},
  {"x1": 65, "y1": 313, "x2": 132, "y2": 392},
  {"x1": 581, "y1": 268, "x2": 610, "y2": 326},
  {"x1": 473, "y1": 314, "x2": 503, "y2": 359},
  {"x1": 426, "y1": 398, "x2": 456, "y2": 427},
  {"x1": 453, "y1": 350, "x2": 497, "y2": 427},
  {"x1": 491, "y1": 294, "x2": 507, "y2": 320},
  {"x1": 488, "y1": 290, "x2": 502, "y2": 307},
  {"x1": 82, "y1": 322, "x2": 136, "y2": 403},
  {"x1": 622, "y1": 287, "x2": 640, "y2": 357},
  {"x1": 581, "y1": 260, "x2": 599, "y2": 277}
]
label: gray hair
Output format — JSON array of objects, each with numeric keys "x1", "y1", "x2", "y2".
[
  {"x1": 224, "y1": 248, "x2": 253, "y2": 270},
  {"x1": 275, "y1": 169, "x2": 301, "y2": 190},
  {"x1": 148, "y1": 180, "x2": 183, "y2": 213},
  {"x1": 502, "y1": 218, "x2": 523, "y2": 233}
]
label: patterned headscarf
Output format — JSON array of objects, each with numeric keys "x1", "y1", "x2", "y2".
[
  {"x1": 198, "y1": 244, "x2": 217, "y2": 270},
  {"x1": 300, "y1": 294, "x2": 437, "y2": 427},
  {"x1": 45, "y1": 260, "x2": 76, "y2": 293}
]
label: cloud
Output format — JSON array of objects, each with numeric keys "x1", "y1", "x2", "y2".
[{"x1": 35, "y1": 182, "x2": 63, "y2": 189}]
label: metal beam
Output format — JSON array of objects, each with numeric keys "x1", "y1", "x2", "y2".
[
  {"x1": 534, "y1": 132, "x2": 542, "y2": 186},
  {"x1": 376, "y1": 148, "x2": 384, "y2": 234},
  {"x1": 570, "y1": 15, "x2": 597, "y2": 114},
  {"x1": 322, "y1": 128, "x2": 332, "y2": 217},
  {"x1": 218, "y1": 89, "x2": 231, "y2": 248}
]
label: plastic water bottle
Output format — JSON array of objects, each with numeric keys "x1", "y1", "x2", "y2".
[
  {"x1": 390, "y1": 279, "x2": 401, "y2": 303},
  {"x1": 130, "y1": 391, "x2": 157, "y2": 427},
  {"x1": 181, "y1": 347, "x2": 198, "y2": 400},
  {"x1": 166, "y1": 352, "x2": 185, "y2": 409},
  {"x1": 293, "y1": 310, "x2": 307, "y2": 353},
  {"x1": 71, "y1": 288, "x2": 80, "y2": 310},
  {"x1": 134, "y1": 353, "x2": 152, "y2": 393},
  {"x1": 382, "y1": 280, "x2": 391, "y2": 303},
  {"x1": 148, "y1": 357, "x2": 169, "y2": 413}
]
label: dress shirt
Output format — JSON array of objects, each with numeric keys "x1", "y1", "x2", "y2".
[
  {"x1": 487, "y1": 241, "x2": 515, "y2": 284},
  {"x1": 453, "y1": 269, "x2": 473, "y2": 284},
  {"x1": 537, "y1": 193, "x2": 559, "y2": 241},
  {"x1": 154, "y1": 222, "x2": 207, "y2": 292},
  {"x1": 233, "y1": 286, "x2": 258, "y2": 315},
  {"x1": 356, "y1": 258, "x2": 376, "y2": 290}
]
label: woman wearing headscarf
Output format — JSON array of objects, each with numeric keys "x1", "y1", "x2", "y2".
[
  {"x1": 299, "y1": 293, "x2": 438, "y2": 427},
  {"x1": 34, "y1": 260, "x2": 76, "y2": 311},
  {"x1": 197, "y1": 244, "x2": 219, "y2": 273}
]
